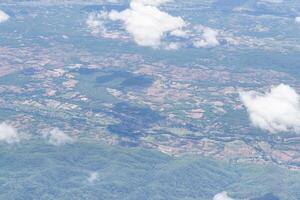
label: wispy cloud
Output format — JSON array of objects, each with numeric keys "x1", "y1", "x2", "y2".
[
  {"x1": 213, "y1": 192, "x2": 235, "y2": 200},
  {"x1": 131, "y1": 0, "x2": 171, "y2": 6},
  {"x1": 44, "y1": 128, "x2": 75, "y2": 146},
  {"x1": 0, "y1": 122, "x2": 20, "y2": 144},
  {"x1": 0, "y1": 10, "x2": 10, "y2": 23},
  {"x1": 193, "y1": 26, "x2": 220, "y2": 48},
  {"x1": 87, "y1": 171, "x2": 99, "y2": 183}
]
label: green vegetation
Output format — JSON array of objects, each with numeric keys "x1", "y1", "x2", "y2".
[{"x1": 0, "y1": 142, "x2": 299, "y2": 200}]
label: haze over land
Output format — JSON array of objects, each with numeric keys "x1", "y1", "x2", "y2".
[{"x1": 0, "y1": 0, "x2": 299, "y2": 199}]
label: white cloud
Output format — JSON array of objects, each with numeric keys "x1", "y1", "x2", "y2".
[
  {"x1": 193, "y1": 26, "x2": 220, "y2": 48},
  {"x1": 108, "y1": 1, "x2": 186, "y2": 48},
  {"x1": 87, "y1": 172, "x2": 99, "y2": 183},
  {"x1": 213, "y1": 192, "x2": 235, "y2": 200},
  {"x1": 0, "y1": 10, "x2": 10, "y2": 23},
  {"x1": 86, "y1": 1, "x2": 225, "y2": 49},
  {"x1": 0, "y1": 123, "x2": 20, "y2": 144},
  {"x1": 240, "y1": 84, "x2": 300, "y2": 133},
  {"x1": 295, "y1": 16, "x2": 300, "y2": 24},
  {"x1": 87, "y1": 0, "x2": 186, "y2": 48},
  {"x1": 45, "y1": 128, "x2": 74, "y2": 146}
]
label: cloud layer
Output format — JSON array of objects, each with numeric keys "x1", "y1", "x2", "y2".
[
  {"x1": 0, "y1": 10, "x2": 10, "y2": 23},
  {"x1": 240, "y1": 84, "x2": 300, "y2": 134},
  {"x1": 213, "y1": 192, "x2": 235, "y2": 200},
  {"x1": 0, "y1": 123, "x2": 20, "y2": 144}
]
